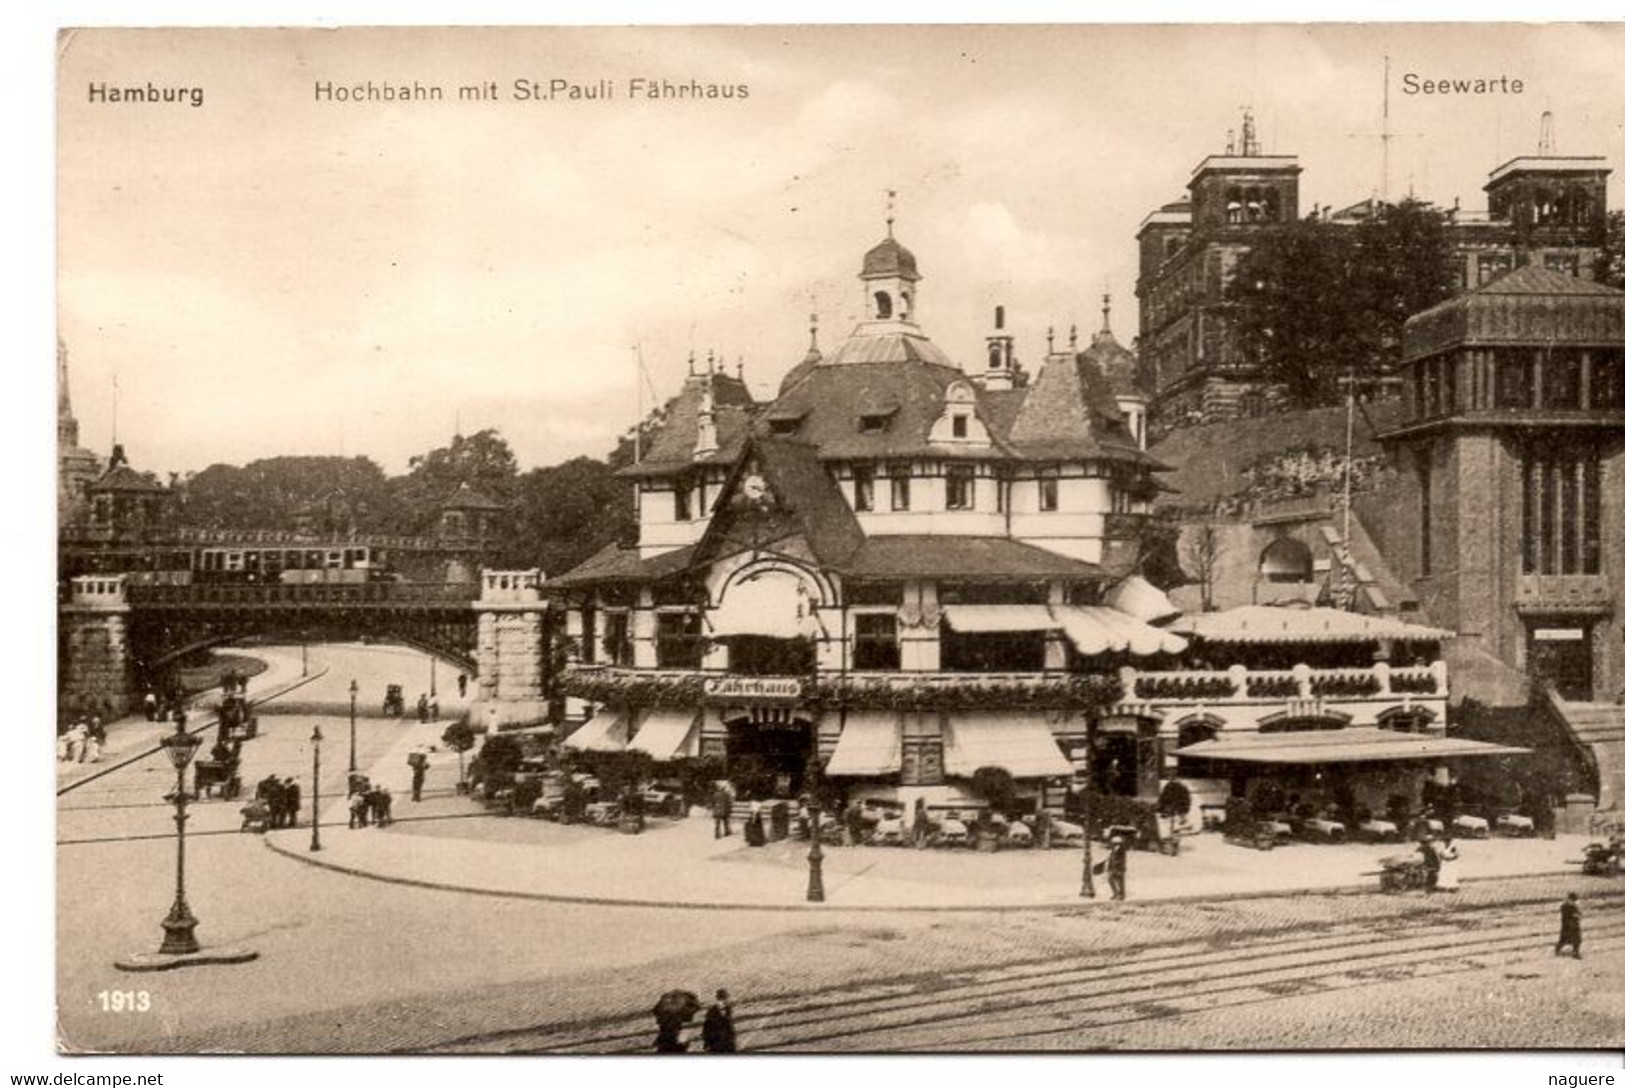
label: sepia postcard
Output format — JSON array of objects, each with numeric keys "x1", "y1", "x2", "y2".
[{"x1": 52, "y1": 22, "x2": 1625, "y2": 1061}]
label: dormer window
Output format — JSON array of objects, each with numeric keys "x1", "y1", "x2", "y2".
[
  {"x1": 856, "y1": 395, "x2": 900, "y2": 434},
  {"x1": 951, "y1": 414, "x2": 968, "y2": 439},
  {"x1": 766, "y1": 407, "x2": 807, "y2": 435}
]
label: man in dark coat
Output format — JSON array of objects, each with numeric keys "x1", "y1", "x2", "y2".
[
  {"x1": 1098, "y1": 835, "x2": 1129, "y2": 900},
  {"x1": 1418, "y1": 837, "x2": 1442, "y2": 892},
  {"x1": 283, "y1": 777, "x2": 301, "y2": 829},
  {"x1": 712, "y1": 784, "x2": 733, "y2": 839},
  {"x1": 410, "y1": 755, "x2": 428, "y2": 802},
  {"x1": 701, "y1": 989, "x2": 738, "y2": 1053},
  {"x1": 457, "y1": 672, "x2": 468, "y2": 698},
  {"x1": 1556, "y1": 892, "x2": 1583, "y2": 959}
]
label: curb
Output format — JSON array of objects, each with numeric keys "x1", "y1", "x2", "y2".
[
  {"x1": 260, "y1": 833, "x2": 1599, "y2": 915},
  {"x1": 57, "y1": 666, "x2": 333, "y2": 797}
]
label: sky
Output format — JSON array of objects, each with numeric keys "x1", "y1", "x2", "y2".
[{"x1": 56, "y1": 23, "x2": 1625, "y2": 477}]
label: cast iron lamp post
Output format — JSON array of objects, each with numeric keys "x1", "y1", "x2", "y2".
[
  {"x1": 805, "y1": 758, "x2": 826, "y2": 903},
  {"x1": 347, "y1": 679, "x2": 359, "y2": 776},
  {"x1": 157, "y1": 720, "x2": 204, "y2": 954},
  {"x1": 1080, "y1": 714, "x2": 1097, "y2": 899},
  {"x1": 310, "y1": 725, "x2": 323, "y2": 853}
]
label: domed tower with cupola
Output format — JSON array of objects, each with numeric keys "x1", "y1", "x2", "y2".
[{"x1": 857, "y1": 197, "x2": 922, "y2": 331}]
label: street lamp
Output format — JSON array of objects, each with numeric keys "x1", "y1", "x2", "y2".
[
  {"x1": 310, "y1": 725, "x2": 323, "y2": 853},
  {"x1": 1080, "y1": 716, "x2": 1097, "y2": 899},
  {"x1": 157, "y1": 720, "x2": 204, "y2": 955},
  {"x1": 805, "y1": 758, "x2": 826, "y2": 903},
  {"x1": 429, "y1": 654, "x2": 437, "y2": 698},
  {"x1": 348, "y1": 679, "x2": 359, "y2": 777},
  {"x1": 301, "y1": 638, "x2": 308, "y2": 678}
]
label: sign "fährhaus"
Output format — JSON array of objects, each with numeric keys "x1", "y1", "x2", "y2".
[{"x1": 702, "y1": 676, "x2": 803, "y2": 704}]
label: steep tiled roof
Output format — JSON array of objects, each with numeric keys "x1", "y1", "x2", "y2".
[
  {"x1": 752, "y1": 437, "x2": 865, "y2": 567},
  {"x1": 822, "y1": 331, "x2": 953, "y2": 367},
  {"x1": 88, "y1": 464, "x2": 165, "y2": 493},
  {"x1": 838, "y1": 535, "x2": 1107, "y2": 581},
  {"x1": 1081, "y1": 328, "x2": 1145, "y2": 399},
  {"x1": 760, "y1": 358, "x2": 1008, "y2": 461},
  {"x1": 443, "y1": 481, "x2": 504, "y2": 510},
  {"x1": 621, "y1": 371, "x2": 756, "y2": 478},
  {"x1": 546, "y1": 542, "x2": 697, "y2": 588},
  {"x1": 1007, "y1": 351, "x2": 1144, "y2": 461}
]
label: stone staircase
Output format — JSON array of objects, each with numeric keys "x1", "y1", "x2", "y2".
[{"x1": 1545, "y1": 691, "x2": 1625, "y2": 812}]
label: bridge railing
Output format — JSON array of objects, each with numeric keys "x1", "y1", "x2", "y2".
[{"x1": 125, "y1": 581, "x2": 481, "y2": 607}]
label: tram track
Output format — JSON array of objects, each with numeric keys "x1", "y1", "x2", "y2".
[{"x1": 422, "y1": 894, "x2": 1623, "y2": 1054}]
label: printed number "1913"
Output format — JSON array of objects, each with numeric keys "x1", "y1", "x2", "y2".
[{"x1": 97, "y1": 990, "x2": 151, "y2": 1012}]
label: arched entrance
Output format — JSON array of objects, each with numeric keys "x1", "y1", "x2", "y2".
[{"x1": 723, "y1": 706, "x2": 817, "y2": 798}]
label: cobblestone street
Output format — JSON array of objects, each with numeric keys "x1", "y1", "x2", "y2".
[{"x1": 54, "y1": 646, "x2": 1625, "y2": 1055}]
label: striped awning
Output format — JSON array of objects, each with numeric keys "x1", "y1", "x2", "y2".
[
  {"x1": 563, "y1": 708, "x2": 629, "y2": 752},
  {"x1": 1055, "y1": 606, "x2": 1188, "y2": 656},
  {"x1": 941, "y1": 604, "x2": 1058, "y2": 633},
  {"x1": 944, "y1": 712, "x2": 1074, "y2": 778},
  {"x1": 628, "y1": 708, "x2": 699, "y2": 760},
  {"x1": 823, "y1": 711, "x2": 902, "y2": 776},
  {"x1": 1177, "y1": 728, "x2": 1527, "y2": 765}
]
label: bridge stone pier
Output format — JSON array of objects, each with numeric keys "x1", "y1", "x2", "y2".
[
  {"x1": 60, "y1": 575, "x2": 134, "y2": 719},
  {"x1": 474, "y1": 569, "x2": 548, "y2": 730}
]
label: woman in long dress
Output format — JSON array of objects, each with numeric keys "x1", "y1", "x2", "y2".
[{"x1": 1436, "y1": 839, "x2": 1461, "y2": 891}]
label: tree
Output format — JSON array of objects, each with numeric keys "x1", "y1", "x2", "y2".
[
  {"x1": 1229, "y1": 200, "x2": 1455, "y2": 407},
  {"x1": 383, "y1": 429, "x2": 519, "y2": 535},
  {"x1": 176, "y1": 456, "x2": 390, "y2": 532},
  {"x1": 1179, "y1": 521, "x2": 1226, "y2": 613},
  {"x1": 499, "y1": 456, "x2": 635, "y2": 574},
  {"x1": 441, "y1": 718, "x2": 477, "y2": 791},
  {"x1": 1596, "y1": 209, "x2": 1625, "y2": 289}
]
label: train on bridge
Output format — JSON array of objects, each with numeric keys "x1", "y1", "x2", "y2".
[{"x1": 121, "y1": 543, "x2": 398, "y2": 586}]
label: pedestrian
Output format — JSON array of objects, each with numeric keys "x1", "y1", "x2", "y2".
[
  {"x1": 67, "y1": 721, "x2": 87, "y2": 763},
  {"x1": 82, "y1": 732, "x2": 101, "y2": 764},
  {"x1": 89, "y1": 716, "x2": 105, "y2": 745},
  {"x1": 712, "y1": 783, "x2": 733, "y2": 839},
  {"x1": 56, "y1": 728, "x2": 70, "y2": 763},
  {"x1": 349, "y1": 789, "x2": 370, "y2": 829},
  {"x1": 457, "y1": 672, "x2": 468, "y2": 698},
  {"x1": 843, "y1": 800, "x2": 867, "y2": 846},
  {"x1": 374, "y1": 786, "x2": 394, "y2": 827},
  {"x1": 417, "y1": 694, "x2": 430, "y2": 723},
  {"x1": 1095, "y1": 834, "x2": 1130, "y2": 900},
  {"x1": 410, "y1": 751, "x2": 428, "y2": 802},
  {"x1": 283, "y1": 777, "x2": 301, "y2": 829},
  {"x1": 1556, "y1": 892, "x2": 1583, "y2": 959},
  {"x1": 1417, "y1": 835, "x2": 1442, "y2": 892},
  {"x1": 143, "y1": 691, "x2": 158, "y2": 722},
  {"x1": 429, "y1": 699, "x2": 439, "y2": 721},
  {"x1": 1436, "y1": 838, "x2": 1460, "y2": 891},
  {"x1": 912, "y1": 797, "x2": 930, "y2": 848},
  {"x1": 701, "y1": 989, "x2": 738, "y2": 1053},
  {"x1": 651, "y1": 990, "x2": 699, "y2": 1053}
]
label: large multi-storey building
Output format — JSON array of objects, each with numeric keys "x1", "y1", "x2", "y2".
[
  {"x1": 1381, "y1": 266, "x2": 1625, "y2": 814},
  {"x1": 546, "y1": 228, "x2": 1494, "y2": 824},
  {"x1": 1137, "y1": 112, "x2": 1612, "y2": 434}
]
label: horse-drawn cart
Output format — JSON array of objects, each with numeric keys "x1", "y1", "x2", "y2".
[
  {"x1": 1376, "y1": 853, "x2": 1430, "y2": 892},
  {"x1": 194, "y1": 758, "x2": 242, "y2": 801}
]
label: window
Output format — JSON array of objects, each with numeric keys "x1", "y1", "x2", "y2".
[
  {"x1": 674, "y1": 482, "x2": 693, "y2": 522},
  {"x1": 1496, "y1": 350, "x2": 1534, "y2": 409},
  {"x1": 853, "y1": 613, "x2": 900, "y2": 670},
  {"x1": 1523, "y1": 441, "x2": 1601, "y2": 575},
  {"x1": 858, "y1": 414, "x2": 889, "y2": 433},
  {"x1": 901, "y1": 718, "x2": 944, "y2": 786},
  {"x1": 946, "y1": 465, "x2": 975, "y2": 510},
  {"x1": 874, "y1": 291, "x2": 892, "y2": 320},
  {"x1": 851, "y1": 464, "x2": 874, "y2": 512},
  {"x1": 1259, "y1": 537, "x2": 1314, "y2": 583},
  {"x1": 604, "y1": 612, "x2": 632, "y2": 666},
  {"x1": 655, "y1": 612, "x2": 706, "y2": 668},
  {"x1": 1037, "y1": 469, "x2": 1059, "y2": 512},
  {"x1": 888, "y1": 463, "x2": 911, "y2": 511},
  {"x1": 1544, "y1": 350, "x2": 1582, "y2": 410},
  {"x1": 951, "y1": 414, "x2": 969, "y2": 439},
  {"x1": 1543, "y1": 253, "x2": 1581, "y2": 277},
  {"x1": 1595, "y1": 350, "x2": 1625, "y2": 410}
]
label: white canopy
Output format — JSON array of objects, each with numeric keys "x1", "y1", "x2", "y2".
[
  {"x1": 1055, "y1": 606, "x2": 1188, "y2": 656},
  {"x1": 563, "y1": 708, "x2": 629, "y2": 752},
  {"x1": 823, "y1": 711, "x2": 903, "y2": 776},
  {"x1": 940, "y1": 604, "x2": 1058, "y2": 633},
  {"x1": 1170, "y1": 605, "x2": 1452, "y2": 645},
  {"x1": 943, "y1": 712, "x2": 1075, "y2": 778},
  {"x1": 710, "y1": 571, "x2": 823, "y2": 640},
  {"x1": 1177, "y1": 727, "x2": 1527, "y2": 764},
  {"x1": 1105, "y1": 575, "x2": 1182, "y2": 625},
  {"x1": 628, "y1": 708, "x2": 699, "y2": 760}
]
